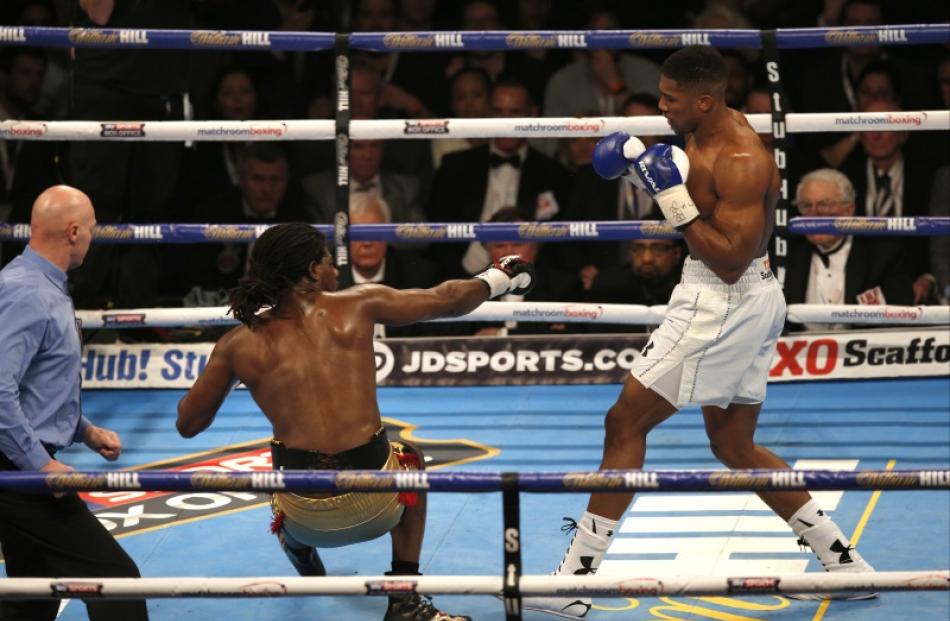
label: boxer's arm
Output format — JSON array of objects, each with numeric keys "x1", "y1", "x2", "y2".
[
  {"x1": 680, "y1": 147, "x2": 770, "y2": 283},
  {"x1": 360, "y1": 279, "x2": 490, "y2": 327},
  {"x1": 177, "y1": 332, "x2": 239, "y2": 438}
]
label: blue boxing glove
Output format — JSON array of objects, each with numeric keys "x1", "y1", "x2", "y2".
[
  {"x1": 632, "y1": 143, "x2": 699, "y2": 229},
  {"x1": 592, "y1": 131, "x2": 647, "y2": 182},
  {"x1": 475, "y1": 254, "x2": 536, "y2": 299}
]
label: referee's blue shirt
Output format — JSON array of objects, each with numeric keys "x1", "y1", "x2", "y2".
[{"x1": 0, "y1": 246, "x2": 90, "y2": 470}]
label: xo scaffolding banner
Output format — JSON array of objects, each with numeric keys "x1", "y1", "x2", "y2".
[{"x1": 81, "y1": 329, "x2": 949, "y2": 389}]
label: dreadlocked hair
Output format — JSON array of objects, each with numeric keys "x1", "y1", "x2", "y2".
[{"x1": 228, "y1": 223, "x2": 328, "y2": 328}]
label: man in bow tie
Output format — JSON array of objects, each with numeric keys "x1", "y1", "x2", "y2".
[
  {"x1": 784, "y1": 168, "x2": 913, "y2": 331},
  {"x1": 427, "y1": 75, "x2": 570, "y2": 280}
]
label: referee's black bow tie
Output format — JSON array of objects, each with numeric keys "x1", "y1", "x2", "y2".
[{"x1": 489, "y1": 153, "x2": 521, "y2": 169}]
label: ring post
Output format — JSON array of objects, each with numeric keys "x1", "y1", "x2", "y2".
[
  {"x1": 762, "y1": 29, "x2": 791, "y2": 287},
  {"x1": 333, "y1": 32, "x2": 353, "y2": 288},
  {"x1": 501, "y1": 472, "x2": 523, "y2": 621}
]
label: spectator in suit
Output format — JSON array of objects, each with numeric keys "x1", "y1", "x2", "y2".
[
  {"x1": 352, "y1": 0, "x2": 447, "y2": 118},
  {"x1": 295, "y1": 56, "x2": 434, "y2": 196},
  {"x1": 292, "y1": 58, "x2": 384, "y2": 178},
  {"x1": 785, "y1": 168, "x2": 913, "y2": 331},
  {"x1": 585, "y1": 236, "x2": 686, "y2": 333},
  {"x1": 596, "y1": 236, "x2": 684, "y2": 306},
  {"x1": 345, "y1": 193, "x2": 439, "y2": 337},
  {"x1": 176, "y1": 66, "x2": 264, "y2": 219},
  {"x1": 444, "y1": 0, "x2": 550, "y2": 109},
  {"x1": 855, "y1": 59, "x2": 902, "y2": 110},
  {"x1": 802, "y1": 58, "x2": 905, "y2": 174},
  {"x1": 840, "y1": 99, "x2": 937, "y2": 298},
  {"x1": 302, "y1": 139, "x2": 425, "y2": 226},
  {"x1": 170, "y1": 143, "x2": 306, "y2": 305},
  {"x1": 792, "y1": 0, "x2": 934, "y2": 167},
  {"x1": 430, "y1": 67, "x2": 491, "y2": 170},
  {"x1": 0, "y1": 47, "x2": 46, "y2": 124},
  {"x1": 207, "y1": 1, "x2": 315, "y2": 121},
  {"x1": 427, "y1": 75, "x2": 571, "y2": 279},
  {"x1": 565, "y1": 93, "x2": 663, "y2": 290},
  {"x1": 350, "y1": 56, "x2": 385, "y2": 119},
  {"x1": 542, "y1": 8, "x2": 661, "y2": 121}
]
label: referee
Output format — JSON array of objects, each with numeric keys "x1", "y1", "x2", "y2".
[{"x1": 0, "y1": 186, "x2": 148, "y2": 621}]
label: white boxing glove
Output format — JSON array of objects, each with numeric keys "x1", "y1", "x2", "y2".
[{"x1": 474, "y1": 255, "x2": 536, "y2": 299}]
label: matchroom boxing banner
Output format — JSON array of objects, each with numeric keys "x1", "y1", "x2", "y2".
[{"x1": 80, "y1": 329, "x2": 949, "y2": 389}]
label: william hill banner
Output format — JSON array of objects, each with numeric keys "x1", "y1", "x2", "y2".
[{"x1": 80, "y1": 329, "x2": 949, "y2": 389}]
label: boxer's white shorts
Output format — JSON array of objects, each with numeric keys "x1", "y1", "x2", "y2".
[{"x1": 632, "y1": 255, "x2": 786, "y2": 409}]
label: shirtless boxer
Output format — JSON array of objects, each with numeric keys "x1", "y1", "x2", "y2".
[
  {"x1": 177, "y1": 223, "x2": 534, "y2": 621},
  {"x1": 526, "y1": 46, "x2": 875, "y2": 618}
]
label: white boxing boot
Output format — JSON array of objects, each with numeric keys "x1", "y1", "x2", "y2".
[
  {"x1": 786, "y1": 501, "x2": 877, "y2": 601},
  {"x1": 521, "y1": 513, "x2": 617, "y2": 618}
]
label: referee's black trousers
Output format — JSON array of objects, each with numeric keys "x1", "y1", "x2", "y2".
[{"x1": 0, "y1": 489, "x2": 149, "y2": 620}]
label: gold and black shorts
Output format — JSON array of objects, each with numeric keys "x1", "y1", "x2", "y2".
[{"x1": 270, "y1": 428, "x2": 419, "y2": 548}]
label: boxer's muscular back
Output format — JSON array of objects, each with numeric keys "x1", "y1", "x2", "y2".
[
  {"x1": 226, "y1": 292, "x2": 382, "y2": 454},
  {"x1": 684, "y1": 108, "x2": 780, "y2": 265}
]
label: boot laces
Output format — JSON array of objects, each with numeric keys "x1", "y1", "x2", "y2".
[
  {"x1": 560, "y1": 516, "x2": 579, "y2": 535},
  {"x1": 553, "y1": 517, "x2": 581, "y2": 575}
]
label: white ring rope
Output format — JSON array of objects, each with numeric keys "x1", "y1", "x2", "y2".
[
  {"x1": 76, "y1": 301, "x2": 950, "y2": 329},
  {"x1": 0, "y1": 571, "x2": 945, "y2": 599},
  {"x1": 1, "y1": 110, "x2": 946, "y2": 142}
]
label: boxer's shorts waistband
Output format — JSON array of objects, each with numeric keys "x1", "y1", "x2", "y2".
[
  {"x1": 680, "y1": 255, "x2": 776, "y2": 293},
  {"x1": 271, "y1": 428, "x2": 389, "y2": 471}
]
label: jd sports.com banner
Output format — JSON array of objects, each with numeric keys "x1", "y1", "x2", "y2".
[{"x1": 81, "y1": 329, "x2": 949, "y2": 389}]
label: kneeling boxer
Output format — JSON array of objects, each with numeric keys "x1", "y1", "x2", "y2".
[{"x1": 177, "y1": 222, "x2": 535, "y2": 621}]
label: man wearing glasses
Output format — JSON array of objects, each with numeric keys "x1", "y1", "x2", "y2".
[{"x1": 784, "y1": 168, "x2": 913, "y2": 331}]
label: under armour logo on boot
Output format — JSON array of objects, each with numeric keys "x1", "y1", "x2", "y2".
[
  {"x1": 587, "y1": 520, "x2": 614, "y2": 539},
  {"x1": 830, "y1": 539, "x2": 854, "y2": 564},
  {"x1": 574, "y1": 556, "x2": 595, "y2": 575}
]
